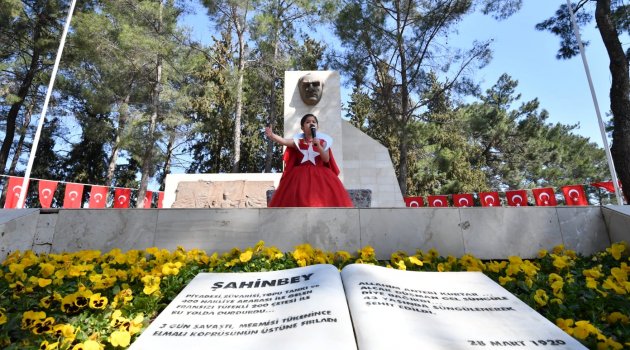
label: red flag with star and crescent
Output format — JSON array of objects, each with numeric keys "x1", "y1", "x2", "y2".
[
  {"x1": 4, "y1": 177, "x2": 29, "y2": 208},
  {"x1": 89, "y1": 186, "x2": 109, "y2": 208},
  {"x1": 532, "y1": 187, "x2": 557, "y2": 206},
  {"x1": 506, "y1": 190, "x2": 528, "y2": 207},
  {"x1": 114, "y1": 188, "x2": 131, "y2": 208},
  {"x1": 452, "y1": 193, "x2": 474, "y2": 207},
  {"x1": 63, "y1": 183, "x2": 84, "y2": 208},
  {"x1": 143, "y1": 191, "x2": 153, "y2": 208},
  {"x1": 479, "y1": 191, "x2": 500, "y2": 207},
  {"x1": 38, "y1": 180, "x2": 58, "y2": 208},
  {"x1": 404, "y1": 196, "x2": 424, "y2": 207},
  {"x1": 157, "y1": 191, "x2": 165, "y2": 208},
  {"x1": 590, "y1": 181, "x2": 622, "y2": 193},
  {"x1": 561, "y1": 185, "x2": 588, "y2": 206},
  {"x1": 427, "y1": 195, "x2": 448, "y2": 207}
]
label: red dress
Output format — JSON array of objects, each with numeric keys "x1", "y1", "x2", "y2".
[{"x1": 269, "y1": 137, "x2": 353, "y2": 207}]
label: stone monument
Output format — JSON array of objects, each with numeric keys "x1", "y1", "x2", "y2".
[{"x1": 165, "y1": 71, "x2": 405, "y2": 208}]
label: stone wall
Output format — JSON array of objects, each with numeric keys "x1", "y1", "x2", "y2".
[{"x1": 2, "y1": 206, "x2": 628, "y2": 262}]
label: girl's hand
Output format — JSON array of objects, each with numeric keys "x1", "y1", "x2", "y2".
[{"x1": 264, "y1": 126, "x2": 273, "y2": 138}]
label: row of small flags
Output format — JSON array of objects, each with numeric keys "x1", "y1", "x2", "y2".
[
  {"x1": 404, "y1": 182, "x2": 620, "y2": 207},
  {"x1": 2, "y1": 176, "x2": 164, "y2": 209}
]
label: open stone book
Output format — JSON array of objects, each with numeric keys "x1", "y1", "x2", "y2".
[{"x1": 129, "y1": 264, "x2": 586, "y2": 350}]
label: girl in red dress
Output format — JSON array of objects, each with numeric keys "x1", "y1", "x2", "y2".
[{"x1": 265, "y1": 114, "x2": 353, "y2": 207}]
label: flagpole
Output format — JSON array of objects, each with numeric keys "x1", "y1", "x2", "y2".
[
  {"x1": 566, "y1": 0, "x2": 624, "y2": 205},
  {"x1": 17, "y1": 0, "x2": 78, "y2": 208}
]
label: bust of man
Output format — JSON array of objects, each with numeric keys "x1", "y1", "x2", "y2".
[{"x1": 298, "y1": 73, "x2": 324, "y2": 106}]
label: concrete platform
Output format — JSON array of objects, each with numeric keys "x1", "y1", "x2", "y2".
[{"x1": 1, "y1": 206, "x2": 628, "y2": 261}]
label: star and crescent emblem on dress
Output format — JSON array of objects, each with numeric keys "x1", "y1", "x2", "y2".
[
  {"x1": 292, "y1": 132, "x2": 333, "y2": 166},
  {"x1": 300, "y1": 143, "x2": 320, "y2": 165}
]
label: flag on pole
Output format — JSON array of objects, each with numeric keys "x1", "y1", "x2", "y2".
[
  {"x1": 158, "y1": 191, "x2": 165, "y2": 208},
  {"x1": 404, "y1": 196, "x2": 424, "y2": 207},
  {"x1": 114, "y1": 188, "x2": 131, "y2": 208},
  {"x1": 4, "y1": 177, "x2": 28, "y2": 208},
  {"x1": 479, "y1": 192, "x2": 500, "y2": 207},
  {"x1": 89, "y1": 186, "x2": 109, "y2": 208},
  {"x1": 38, "y1": 180, "x2": 58, "y2": 208},
  {"x1": 63, "y1": 183, "x2": 84, "y2": 208},
  {"x1": 427, "y1": 195, "x2": 448, "y2": 207},
  {"x1": 452, "y1": 193, "x2": 474, "y2": 207},
  {"x1": 143, "y1": 191, "x2": 153, "y2": 209},
  {"x1": 532, "y1": 188, "x2": 557, "y2": 206},
  {"x1": 506, "y1": 190, "x2": 528, "y2": 207},
  {"x1": 562, "y1": 185, "x2": 588, "y2": 206},
  {"x1": 590, "y1": 181, "x2": 618, "y2": 193}
]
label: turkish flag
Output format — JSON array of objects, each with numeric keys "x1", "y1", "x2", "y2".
[
  {"x1": 157, "y1": 191, "x2": 165, "y2": 208},
  {"x1": 591, "y1": 181, "x2": 620, "y2": 193},
  {"x1": 89, "y1": 186, "x2": 109, "y2": 208},
  {"x1": 4, "y1": 177, "x2": 29, "y2": 208},
  {"x1": 452, "y1": 193, "x2": 474, "y2": 207},
  {"x1": 143, "y1": 191, "x2": 153, "y2": 208},
  {"x1": 532, "y1": 187, "x2": 557, "y2": 206},
  {"x1": 114, "y1": 188, "x2": 131, "y2": 208},
  {"x1": 479, "y1": 191, "x2": 500, "y2": 207},
  {"x1": 38, "y1": 180, "x2": 58, "y2": 208},
  {"x1": 562, "y1": 185, "x2": 588, "y2": 206},
  {"x1": 63, "y1": 183, "x2": 84, "y2": 208},
  {"x1": 404, "y1": 196, "x2": 424, "y2": 207},
  {"x1": 427, "y1": 195, "x2": 448, "y2": 207},
  {"x1": 506, "y1": 190, "x2": 528, "y2": 207}
]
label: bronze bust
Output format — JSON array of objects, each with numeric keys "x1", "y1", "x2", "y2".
[{"x1": 298, "y1": 73, "x2": 323, "y2": 106}]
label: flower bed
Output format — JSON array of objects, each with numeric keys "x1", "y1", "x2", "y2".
[{"x1": 0, "y1": 242, "x2": 628, "y2": 350}]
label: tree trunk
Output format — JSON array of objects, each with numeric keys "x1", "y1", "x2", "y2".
[
  {"x1": 137, "y1": 2, "x2": 163, "y2": 207},
  {"x1": 8, "y1": 103, "x2": 35, "y2": 175},
  {"x1": 232, "y1": 5, "x2": 246, "y2": 173},
  {"x1": 158, "y1": 130, "x2": 176, "y2": 191},
  {"x1": 595, "y1": 0, "x2": 630, "y2": 203},
  {"x1": 106, "y1": 94, "x2": 130, "y2": 185},
  {"x1": 264, "y1": 6, "x2": 280, "y2": 173},
  {"x1": 0, "y1": 24, "x2": 43, "y2": 173}
]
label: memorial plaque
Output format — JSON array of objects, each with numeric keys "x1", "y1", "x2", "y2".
[{"x1": 130, "y1": 264, "x2": 587, "y2": 350}]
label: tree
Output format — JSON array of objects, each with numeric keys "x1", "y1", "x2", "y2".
[
  {"x1": 0, "y1": 0, "x2": 70, "y2": 173},
  {"x1": 536, "y1": 0, "x2": 630, "y2": 201},
  {"x1": 334, "y1": 0, "x2": 510, "y2": 195}
]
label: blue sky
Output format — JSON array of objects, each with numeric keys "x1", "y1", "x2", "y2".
[
  {"x1": 454, "y1": 0, "x2": 619, "y2": 148},
  {"x1": 181, "y1": 0, "x2": 626, "y2": 148}
]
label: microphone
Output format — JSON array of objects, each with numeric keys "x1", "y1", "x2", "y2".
[{"x1": 310, "y1": 126, "x2": 316, "y2": 139}]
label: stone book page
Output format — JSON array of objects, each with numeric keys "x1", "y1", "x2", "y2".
[
  {"x1": 341, "y1": 264, "x2": 587, "y2": 350},
  {"x1": 129, "y1": 264, "x2": 357, "y2": 350}
]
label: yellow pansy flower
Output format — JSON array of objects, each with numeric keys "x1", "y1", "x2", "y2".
[
  {"x1": 110, "y1": 330, "x2": 131, "y2": 347},
  {"x1": 239, "y1": 251, "x2": 253, "y2": 263},
  {"x1": 408, "y1": 256, "x2": 423, "y2": 266},
  {"x1": 72, "y1": 340, "x2": 103, "y2": 350},
  {"x1": 586, "y1": 277, "x2": 598, "y2": 289},
  {"x1": 533, "y1": 289, "x2": 548, "y2": 307},
  {"x1": 39, "y1": 263, "x2": 55, "y2": 277},
  {"x1": 537, "y1": 249, "x2": 548, "y2": 258},
  {"x1": 498, "y1": 275, "x2": 513, "y2": 285},
  {"x1": 395, "y1": 260, "x2": 406, "y2": 270},
  {"x1": 38, "y1": 278, "x2": 52, "y2": 288},
  {"x1": 607, "y1": 242, "x2": 626, "y2": 260},
  {"x1": 607, "y1": 312, "x2": 629, "y2": 325},
  {"x1": 141, "y1": 275, "x2": 161, "y2": 295},
  {"x1": 573, "y1": 320, "x2": 598, "y2": 340},
  {"x1": 89, "y1": 293, "x2": 108, "y2": 309},
  {"x1": 0, "y1": 308, "x2": 7, "y2": 325},
  {"x1": 162, "y1": 262, "x2": 183, "y2": 275},
  {"x1": 32, "y1": 317, "x2": 55, "y2": 335},
  {"x1": 22, "y1": 310, "x2": 46, "y2": 329},
  {"x1": 556, "y1": 318, "x2": 574, "y2": 334},
  {"x1": 52, "y1": 324, "x2": 75, "y2": 338},
  {"x1": 359, "y1": 246, "x2": 375, "y2": 260},
  {"x1": 39, "y1": 340, "x2": 59, "y2": 350}
]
